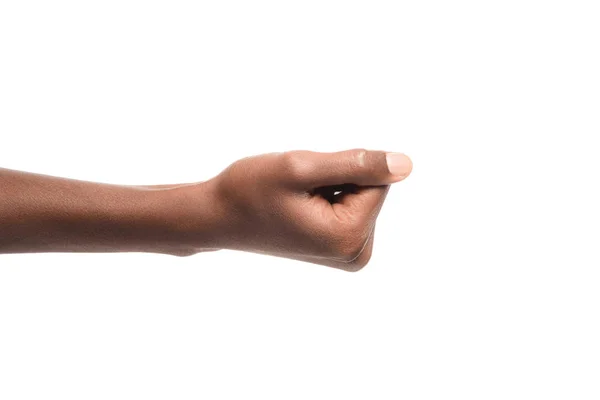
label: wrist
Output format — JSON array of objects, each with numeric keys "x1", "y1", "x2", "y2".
[{"x1": 147, "y1": 179, "x2": 225, "y2": 256}]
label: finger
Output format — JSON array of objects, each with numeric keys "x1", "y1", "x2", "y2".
[
  {"x1": 332, "y1": 185, "x2": 390, "y2": 224},
  {"x1": 284, "y1": 224, "x2": 377, "y2": 272},
  {"x1": 332, "y1": 185, "x2": 390, "y2": 220},
  {"x1": 282, "y1": 149, "x2": 412, "y2": 188}
]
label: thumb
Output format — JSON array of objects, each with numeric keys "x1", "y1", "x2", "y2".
[{"x1": 284, "y1": 149, "x2": 413, "y2": 188}]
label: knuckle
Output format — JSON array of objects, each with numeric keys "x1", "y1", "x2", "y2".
[
  {"x1": 280, "y1": 151, "x2": 314, "y2": 181},
  {"x1": 170, "y1": 248, "x2": 197, "y2": 257},
  {"x1": 332, "y1": 234, "x2": 368, "y2": 263},
  {"x1": 339, "y1": 234, "x2": 374, "y2": 272},
  {"x1": 349, "y1": 148, "x2": 369, "y2": 169},
  {"x1": 344, "y1": 253, "x2": 372, "y2": 272}
]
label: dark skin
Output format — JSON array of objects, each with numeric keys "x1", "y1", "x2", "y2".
[{"x1": 0, "y1": 149, "x2": 412, "y2": 271}]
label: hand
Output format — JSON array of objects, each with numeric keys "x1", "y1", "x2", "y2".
[{"x1": 200, "y1": 149, "x2": 413, "y2": 271}]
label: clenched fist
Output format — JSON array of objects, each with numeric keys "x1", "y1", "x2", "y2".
[
  {"x1": 0, "y1": 149, "x2": 412, "y2": 271},
  {"x1": 169, "y1": 149, "x2": 412, "y2": 270}
]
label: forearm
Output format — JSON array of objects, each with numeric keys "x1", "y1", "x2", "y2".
[{"x1": 0, "y1": 168, "x2": 220, "y2": 255}]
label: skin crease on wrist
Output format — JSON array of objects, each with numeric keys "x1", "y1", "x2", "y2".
[{"x1": 0, "y1": 148, "x2": 412, "y2": 272}]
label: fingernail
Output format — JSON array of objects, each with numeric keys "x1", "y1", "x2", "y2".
[{"x1": 386, "y1": 153, "x2": 413, "y2": 178}]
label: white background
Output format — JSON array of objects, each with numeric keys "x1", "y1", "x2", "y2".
[{"x1": 1, "y1": 1, "x2": 599, "y2": 399}]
